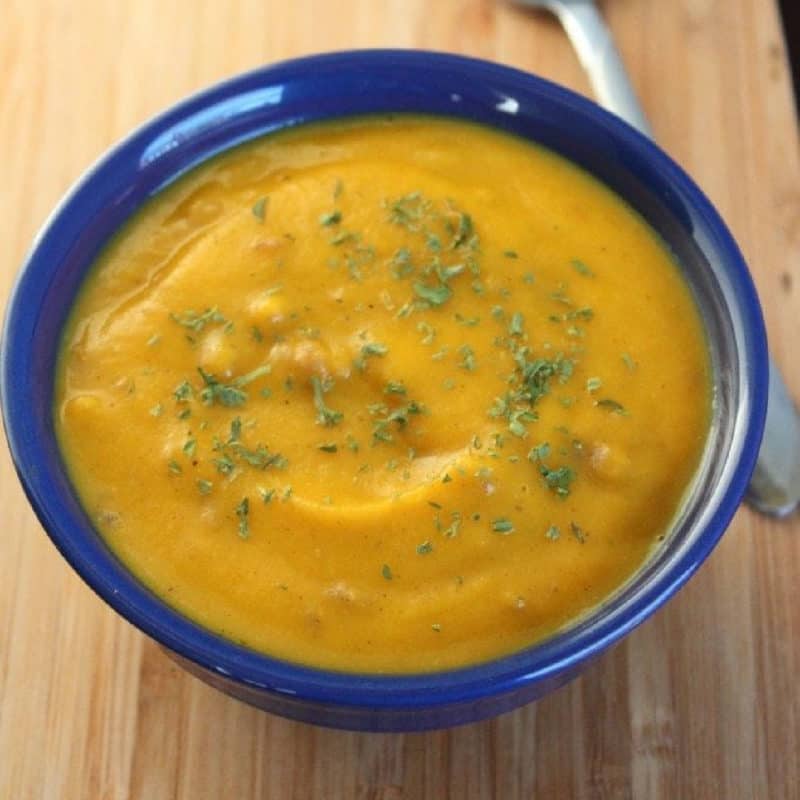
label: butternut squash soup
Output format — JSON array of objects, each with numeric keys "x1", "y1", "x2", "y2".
[{"x1": 55, "y1": 116, "x2": 710, "y2": 672}]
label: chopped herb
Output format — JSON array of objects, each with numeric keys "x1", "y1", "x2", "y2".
[
  {"x1": 233, "y1": 365, "x2": 271, "y2": 388},
  {"x1": 235, "y1": 497, "x2": 250, "y2": 539},
  {"x1": 384, "y1": 381, "x2": 407, "y2": 395},
  {"x1": 391, "y1": 247, "x2": 414, "y2": 279},
  {"x1": 197, "y1": 479, "x2": 213, "y2": 495},
  {"x1": 455, "y1": 313, "x2": 480, "y2": 327},
  {"x1": 229, "y1": 441, "x2": 287, "y2": 470},
  {"x1": 183, "y1": 438, "x2": 197, "y2": 458},
  {"x1": 622, "y1": 353, "x2": 637, "y2": 371},
  {"x1": 508, "y1": 408, "x2": 536, "y2": 437},
  {"x1": 251, "y1": 326, "x2": 264, "y2": 343},
  {"x1": 252, "y1": 196, "x2": 268, "y2": 222},
  {"x1": 416, "y1": 540, "x2": 433, "y2": 555},
  {"x1": 442, "y1": 473, "x2": 453, "y2": 484},
  {"x1": 451, "y1": 212, "x2": 473, "y2": 248},
  {"x1": 283, "y1": 486, "x2": 293, "y2": 501},
  {"x1": 197, "y1": 368, "x2": 247, "y2": 407},
  {"x1": 417, "y1": 321, "x2": 436, "y2": 345},
  {"x1": 540, "y1": 465, "x2": 576, "y2": 498},
  {"x1": 333, "y1": 179, "x2": 343, "y2": 199},
  {"x1": 387, "y1": 192, "x2": 430, "y2": 230},
  {"x1": 382, "y1": 564, "x2": 393, "y2": 580},
  {"x1": 362, "y1": 342, "x2": 388, "y2": 357},
  {"x1": 436, "y1": 263, "x2": 465, "y2": 283},
  {"x1": 431, "y1": 347, "x2": 449, "y2": 361},
  {"x1": 168, "y1": 460, "x2": 182, "y2": 475},
  {"x1": 319, "y1": 210, "x2": 342, "y2": 226},
  {"x1": 413, "y1": 281, "x2": 452, "y2": 307},
  {"x1": 492, "y1": 518, "x2": 515, "y2": 534},
  {"x1": 595, "y1": 398, "x2": 628, "y2": 415},
  {"x1": 318, "y1": 442, "x2": 338, "y2": 453},
  {"x1": 571, "y1": 258, "x2": 594, "y2": 277},
  {"x1": 508, "y1": 312, "x2": 525, "y2": 337},
  {"x1": 491, "y1": 305, "x2": 505, "y2": 321},
  {"x1": 170, "y1": 307, "x2": 226, "y2": 333},
  {"x1": 174, "y1": 380, "x2": 194, "y2": 402},
  {"x1": 528, "y1": 442, "x2": 551, "y2": 462},
  {"x1": 149, "y1": 403, "x2": 163, "y2": 417},
  {"x1": 346, "y1": 434, "x2": 360, "y2": 453},
  {"x1": 330, "y1": 231, "x2": 356, "y2": 246},
  {"x1": 443, "y1": 512, "x2": 462, "y2": 538},
  {"x1": 311, "y1": 375, "x2": 343, "y2": 426},
  {"x1": 146, "y1": 334, "x2": 161, "y2": 347},
  {"x1": 503, "y1": 250, "x2": 518, "y2": 259},
  {"x1": 214, "y1": 454, "x2": 236, "y2": 475},
  {"x1": 570, "y1": 521, "x2": 587, "y2": 543},
  {"x1": 259, "y1": 487, "x2": 275, "y2": 504},
  {"x1": 586, "y1": 377, "x2": 602, "y2": 393},
  {"x1": 550, "y1": 288, "x2": 572, "y2": 306},
  {"x1": 227, "y1": 418, "x2": 243, "y2": 442},
  {"x1": 458, "y1": 344, "x2": 477, "y2": 371},
  {"x1": 564, "y1": 307, "x2": 594, "y2": 321},
  {"x1": 545, "y1": 525, "x2": 561, "y2": 541},
  {"x1": 471, "y1": 279, "x2": 485, "y2": 294},
  {"x1": 431, "y1": 623, "x2": 442, "y2": 632},
  {"x1": 522, "y1": 272, "x2": 535, "y2": 285}
]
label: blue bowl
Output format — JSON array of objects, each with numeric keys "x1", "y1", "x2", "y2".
[{"x1": 1, "y1": 50, "x2": 767, "y2": 731}]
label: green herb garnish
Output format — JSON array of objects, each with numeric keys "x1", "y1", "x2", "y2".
[
  {"x1": 170, "y1": 307, "x2": 226, "y2": 333},
  {"x1": 413, "y1": 282, "x2": 452, "y2": 307},
  {"x1": 570, "y1": 522, "x2": 587, "y2": 543},
  {"x1": 595, "y1": 398, "x2": 628, "y2": 415},
  {"x1": 571, "y1": 258, "x2": 594, "y2": 277},
  {"x1": 545, "y1": 525, "x2": 560, "y2": 541},
  {"x1": 458, "y1": 344, "x2": 477, "y2": 371},
  {"x1": 492, "y1": 518, "x2": 515, "y2": 534},
  {"x1": 319, "y1": 210, "x2": 342, "y2": 226},
  {"x1": 235, "y1": 497, "x2": 250, "y2": 539},
  {"x1": 259, "y1": 487, "x2": 275, "y2": 504},
  {"x1": 311, "y1": 375, "x2": 343, "y2": 426},
  {"x1": 252, "y1": 196, "x2": 268, "y2": 221}
]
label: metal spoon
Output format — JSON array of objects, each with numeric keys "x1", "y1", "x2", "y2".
[{"x1": 511, "y1": 0, "x2": 800, "y2": 516}]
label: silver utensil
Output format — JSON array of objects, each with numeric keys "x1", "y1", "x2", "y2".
[{"x1": 512, "y1": 0, "x2": 800, "y2": 516}]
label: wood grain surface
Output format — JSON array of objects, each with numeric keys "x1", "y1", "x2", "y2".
[{"x1": 1, "y1": 1, "x2": 798, "y2": 797}]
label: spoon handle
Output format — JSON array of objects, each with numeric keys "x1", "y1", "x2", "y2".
[
  {"x1": 543, "y1": 0, "x2": 652, "y2": 136},
  {"x1": 535, "y1": 0, "x2": 800, "y2": 516}
]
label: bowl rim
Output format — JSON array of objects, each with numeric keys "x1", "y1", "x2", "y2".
[{"x1": 0, "y1": 49, "x2": 768, "y2": 710}]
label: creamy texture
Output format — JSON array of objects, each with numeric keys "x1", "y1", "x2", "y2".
[{"x1": 56, "y1": 116, "x2": 710, "y2": 672}]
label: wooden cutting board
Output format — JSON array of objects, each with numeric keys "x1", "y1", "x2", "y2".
[{"x1": 1, "y1": 1, "x2": 798, "y2": 797}]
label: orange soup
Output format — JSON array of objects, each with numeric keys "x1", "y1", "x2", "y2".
[{"x1": 55, "y1": 116, "x2": 710, "y2": 672}]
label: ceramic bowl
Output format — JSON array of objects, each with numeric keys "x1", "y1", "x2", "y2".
[{"x1": 0, "y1": 51, "x2": 767, "y2": 731}]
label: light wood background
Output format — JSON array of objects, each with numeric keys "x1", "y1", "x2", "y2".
[{"x1": 1, "y1": 1, "x2": 798, "y2": 797}]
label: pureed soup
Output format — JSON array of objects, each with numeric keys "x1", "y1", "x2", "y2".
[{"x1": 55, "y1": 116, "x2": 710, "y2": 673}]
